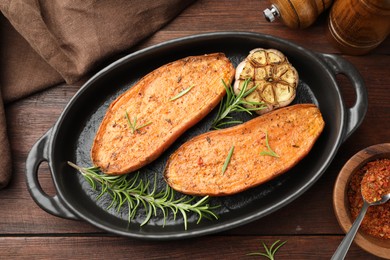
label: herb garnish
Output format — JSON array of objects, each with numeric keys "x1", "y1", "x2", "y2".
[
  {"x1": 169, "y1": 85, "x2": 194, "y2": 101},
  {"x1": 222, "y1": 145, "x2": 235, "y2": 174},
  {"x1": 247, "y1": 240, "x2": 287, "y2": 259},
  {"x1": 211, "y1": 78, "x2": 265, "y2": 130},
  {"x1": 68, "y1": 162, "x2": 219, "y2": 230},
  {"x1": 260, "y1": 131, "x2": 279, "y2": 158},
  {"x1": 125, "y1": 111, "x2": 152, "y2": 134}
]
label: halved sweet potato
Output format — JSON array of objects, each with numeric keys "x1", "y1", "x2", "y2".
[
  {"x1": 91, "y1": 53, "x2": 235, "y2": 174},
  {"x1": 164, "y1": 104, "x2": 325, "y2": 196}
]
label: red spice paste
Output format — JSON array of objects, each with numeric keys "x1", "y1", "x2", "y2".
[{"x1": 348, "y1": 158, "x2": 390, "y2": 239}]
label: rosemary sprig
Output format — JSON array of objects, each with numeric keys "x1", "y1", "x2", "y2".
[
  {"x1": 211, "y1": 78, "x2": 265, "y2": 130},
  {"x1": 67, "y1": 161, "x2": 219, "y2": 230},
  {"x1": 125, "y1": 111, "x2": 152, "y2": 134},
  {"x1": 247, "y1": 240, "x2": 287, "y2": 259},
  {"x1": 260, "y1": 131, "x2": 279, "y2": 158},
  {"x1": 222, "y1": 145, "x2": 235, "y2": 174},
  {"x1": 169, "y1": 85, "x2": 194, "y2": 101}
]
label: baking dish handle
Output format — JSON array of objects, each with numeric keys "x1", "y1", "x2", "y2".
[
  {"x1": 317, "y1": 53, "x2": 368, "y2": 142},
  {"x1": 26, "y1": 129, "x2": 79, "y2": 220}
]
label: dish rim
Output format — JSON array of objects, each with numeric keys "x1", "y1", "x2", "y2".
[
  {"x1": 26, "y1": 31, "x2": 367, "y2": 240},
  {"x1": 333, "y1": 143, "x2": 390, "y2": 259}
]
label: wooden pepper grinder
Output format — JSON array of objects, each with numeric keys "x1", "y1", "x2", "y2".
[
  {"x1": 328, "y1": 0, "x2": 390, "y2": 55},
  {"x1": 263, "y1": 0, "x2": 333, "y2": 29}
]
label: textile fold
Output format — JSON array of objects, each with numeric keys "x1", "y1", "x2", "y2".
[{"x1": 0, "y1": 0, "x2": 195, "y2": 189}]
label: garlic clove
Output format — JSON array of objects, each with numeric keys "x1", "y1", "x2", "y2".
[{"x1": 234, "y1": 48, "x2": 298, "y2": 115}]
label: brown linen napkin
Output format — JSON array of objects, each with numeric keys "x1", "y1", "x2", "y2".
[
  {"x1": 0, "y1": 0, "x2": 195, "y2": 189},
  {"x1": 0, "y1": 88, "x2": 11, "y2": 189}
]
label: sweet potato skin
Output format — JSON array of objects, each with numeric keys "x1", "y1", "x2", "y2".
[
  {"x1": 91, "y1": 53, "x2": 235, "y2": 174},
  {"x1": 164, "y1": 104, "x2": 325, "y2": 196}
]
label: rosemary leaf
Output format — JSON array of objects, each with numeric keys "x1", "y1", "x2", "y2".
[
  {"x1": 260, "y1": 131, "x2": 279, "y2": 158},
  {"x1": 67, "y1": 161, "x2": 219, "y2": 230},
  {"x1": 169, "y1": 85, "x2": 194, "y2": 101},
  {"x1": 125, "y1": 111, "x2": 152, "y2": 134},
  {"x1": 269, "y1": 240, "x2": 287, "y2": 257},
  {"x1": 136, "y1": 121, "x2": 152, "y2": 131},
  {"x1": 247, "y1": 240, "x2": 287, "y2": 260},
  {"x1": 211, "y1": 78, "x2": 265, "y2": 130},
  {"x1": 222, "y1": 145, "x2": 235, "y2": 174},
  {"x1": 213, "y1": 120, "x2": 243, "y2": 128}
]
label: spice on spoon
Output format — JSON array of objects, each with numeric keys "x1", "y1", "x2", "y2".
[
  {"x1": 361, "y1": 159, "x2": 390, "y2": 203},
  {"x1": 348, "y1": 158, "x2": 390, "y2": 239}
]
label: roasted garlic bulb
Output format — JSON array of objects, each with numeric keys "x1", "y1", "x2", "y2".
[{"x1": 234, "y1": 48, "x2": 298, "y2": 114}]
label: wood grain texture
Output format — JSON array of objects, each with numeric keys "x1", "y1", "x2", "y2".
[
  {"x1": 1, "y1": 0, "x2": 389, "y2": 258},
  {"x1": 0, "y1": 236, "x2": 378, "y2": 259}
]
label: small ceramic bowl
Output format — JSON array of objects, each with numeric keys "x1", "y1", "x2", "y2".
[{"x1": 333, "y1": 143, "x2": 390, "y2": 259}]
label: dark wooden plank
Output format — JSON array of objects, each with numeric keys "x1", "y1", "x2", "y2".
[
  {"x1": 2, "y1": 54, "x2": 389, "y2": 235},
  {"x1": 1, "y1": 66, "x2": 389, "y2": 236},
  {"x1": 0, "y1": 0, "x2": 389, "y2": 258},
  {"x1": 0, "y1": 235, "x2": 378, "y2": 259},
  {"x1": 136, "y1": 0, "x2": 389, "y2": 55},
  {"x1": 1, "y1": 4, "x2": 389, "y2": 236}
]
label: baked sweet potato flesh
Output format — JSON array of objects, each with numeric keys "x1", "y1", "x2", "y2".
[
  {"x1": 91, "y1": 53, "x2": 235, "y2": 174},
  {"x1": 164, "y1": 104, "x2": 325, "y2": 196}
]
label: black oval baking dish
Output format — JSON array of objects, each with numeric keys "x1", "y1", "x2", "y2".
[{"x1": 26, "y1": 32, "x2": 367, "y2": 240}]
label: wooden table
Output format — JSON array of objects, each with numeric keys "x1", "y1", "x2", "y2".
[{"x1": 1, "y1": 0, "x2": 389, "y2": 259}]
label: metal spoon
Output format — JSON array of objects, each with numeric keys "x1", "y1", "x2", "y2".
[{"x1": 331, "y1": 192, "x2": 390, "y2": 260}]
